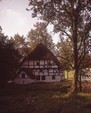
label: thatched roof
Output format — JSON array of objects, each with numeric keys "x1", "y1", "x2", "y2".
[{"x1": 22, "y1": 43, "x2": 63, "y2": 69}]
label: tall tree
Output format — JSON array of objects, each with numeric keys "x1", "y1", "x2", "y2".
[
  {"x1": 57, "y1": 37, "x2": 73, "y2": 70},
  {"x1": 28, "y1": 0, "x2": 91, "y2": 93},
  {"x1": 0, "y1": 28, "x2": 21, "y2": 85},
  {"x1": 27, "y1": 22, "x2": 55, "y2": 54},
  {"x1": 11, "y1": 34, "x2": 30, "y2": 56}
]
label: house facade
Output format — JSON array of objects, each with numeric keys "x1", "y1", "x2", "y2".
[
  {"x1": 15, "y1": 43, "x2": 64, "y2": 84},
  {"x1": 81, "y1": 68, "x2": 91, "y2": 82}
]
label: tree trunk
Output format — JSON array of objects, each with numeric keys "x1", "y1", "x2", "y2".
[
  {"x1": 67, "y1": 71, "x2": 69, "y2": 79},
  {"x1": 79, "y1": 72, "x2": 82, "y2": 92},
  {"x1": 72, "y1": 13, "x2": 79, "y2": 94},
  {"x1": 73, "y1": 68, "x2": 78, "y2": 94},
  {"x1": 72, "y1": 30, "x2": 78, "y2": 93}
]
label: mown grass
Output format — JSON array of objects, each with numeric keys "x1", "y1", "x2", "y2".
[{"x1": 0, "y1": 81, "x2": 91, "y2": 113}]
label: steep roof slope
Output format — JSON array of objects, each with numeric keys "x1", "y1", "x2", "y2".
[{"x1": 22, "y1": 43, "x2": 63, "y2": 69}]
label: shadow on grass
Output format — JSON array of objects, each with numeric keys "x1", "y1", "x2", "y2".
[{"x1": 0, "y1": 81, "x2": 91, "y2": 113}]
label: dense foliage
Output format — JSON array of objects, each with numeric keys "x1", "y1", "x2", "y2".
[
  {"x1": 0, "y1": 28, "x2": 21, "y2": 85},
  {"x1": 28, "y1": 0, "x2": 91, "y2": 92},
  {"x1": 27, "y1": 22, "x2": 55, "y2": 54}
]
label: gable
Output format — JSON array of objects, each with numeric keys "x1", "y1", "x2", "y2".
[{"x1": 22, "y1": 43, "x2": 62, "y2": 69}]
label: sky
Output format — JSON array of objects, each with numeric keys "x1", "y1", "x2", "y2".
[
  {"x1": 0, "y1": 0, "x2": 38, "y2": 37},
  {"x1": 0, "y1": 0, "x2": 59, "y2": 43}
]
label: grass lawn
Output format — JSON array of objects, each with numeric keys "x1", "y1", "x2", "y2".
[
  {"x1": 0, "y1": 81, "x2": 91, "y2": 113},
  {"x1": 65, "y1": 70, "x2": 74, "y2": 79}
]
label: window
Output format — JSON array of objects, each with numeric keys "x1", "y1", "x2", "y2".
[
  {"x1": 36, "y1": 61, "x2": 40, "y2": 65},
  {"x1": 40, "y1": 69, "x2": 43, "y2": 72},
  {"x1": 22, "y1": 73, "x2": 25, "y2": 78},
  {"x1": 33, "y1": 75, "x2": 35, "y2": 79},
  {"x1": 42, "y1": 76, "x2": 45, "y2": 80},
  {"x1": 48, "y1": 61, "x2": 51, "y2": 66},
  {"x1": 52, "y1": 76, "x2": 55, "y2": 80},
  {"x1": 37, "y1": 76, "x2": 40, "y2": 80}
]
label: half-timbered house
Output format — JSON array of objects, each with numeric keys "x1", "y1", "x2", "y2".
[{"x1": 15, "y1": 43, "x2": 64, "y2": 84}]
